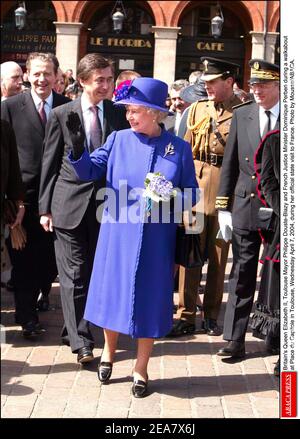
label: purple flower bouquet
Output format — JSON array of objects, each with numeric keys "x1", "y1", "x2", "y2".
[{"x1": 143, "y1": 172, "x2": 177, "y2": 216}]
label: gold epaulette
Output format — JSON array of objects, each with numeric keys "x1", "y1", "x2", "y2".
[
  {"x1": 215, "y1": 196, "x2": 230, "y2": 210},
  {"x1": 232, "y1": 100, "x2": 253, "y2": 110}
]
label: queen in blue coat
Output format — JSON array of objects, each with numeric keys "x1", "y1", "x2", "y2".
[{"x1": 67, "y1": 77, "x2": 199, "y2": 397}]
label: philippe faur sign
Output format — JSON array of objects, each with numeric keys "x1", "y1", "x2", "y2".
[{"x1": 1, "y1": 31, "x2": 56, "y2": 53}]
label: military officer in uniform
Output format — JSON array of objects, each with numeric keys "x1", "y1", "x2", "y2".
[
  {"x1": 168, "y1": 57, "x2": 242, "y2": 337},
  {"x1": 215, "y1": 59, "x2": 280, "y2": 357}
]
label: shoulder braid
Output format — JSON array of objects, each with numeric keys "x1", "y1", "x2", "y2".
[{"x1": 187, "y1": 102, "x2": 210, "y2": 158}]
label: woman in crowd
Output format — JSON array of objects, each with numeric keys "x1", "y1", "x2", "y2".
[
  {"x1": 66, "y1": 77, "x2": 199, "y2": 397},
  {"x1": 64, "y1": 81, "x2": 82, "y2": 100},
  {"x1": 54, "y1": 68, "x2": 67, "y2": 95},
  {"x1": 1, "y1": 120, "x2": 25, "y2": 273}
]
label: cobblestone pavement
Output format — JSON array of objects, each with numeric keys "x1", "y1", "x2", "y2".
[{"x1": 1, "y1": 255, "x2": 279, "y2": 419}]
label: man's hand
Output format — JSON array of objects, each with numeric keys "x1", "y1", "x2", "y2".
[
  {"x1": 66, "y1": 111, "x2": 85, "y2": 159},
  {"x1": 218, "y1": 210, "x2": 232, "y2": 242},
  {"x1": 40, "y1": 214, "x2": 53, "y2": 232}
]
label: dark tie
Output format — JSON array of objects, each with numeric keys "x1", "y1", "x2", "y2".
[
  {"x1": 39, "y1": 100, "x2": 47, "y2": 126},
  {"x1": 89, "y1": 105, "x2": 103, "y2": 152},
  {"x1": 262, "y1": 110, "x2": 271, "y2": 138},
  {"x1": 215, "y1": 102, "x2": 224, "y2": 117}
]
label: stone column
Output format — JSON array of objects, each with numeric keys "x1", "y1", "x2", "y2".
[
  {"x1": 54, "y1": 22, "x2": 83, "y2": 75},
  {"x1": 152, "y1": 26, "x2": 181, "y2": 86},
  {"x1": 249, "y1": 31, "x2": 279, "y2": 63}
]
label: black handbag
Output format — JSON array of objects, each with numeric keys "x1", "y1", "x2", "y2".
[
  {"x1": 175, "y1": 224, "x2": 203, "y2": 268},
  {"x1": 257, "y1": 207, "x2": 275, "y2": 231}
]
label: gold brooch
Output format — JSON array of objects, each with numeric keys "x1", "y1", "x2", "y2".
[
  {"x1": 203, "y1": 60, "x2": 209, "y2": 72},
  {"x1": 253, "y1": 62, "x2": 260, "y2": 70}
]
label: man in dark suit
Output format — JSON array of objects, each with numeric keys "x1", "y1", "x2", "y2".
[
  {"x1": 39, "y1": 53, "x2": 129, "y2": 364},
  {"x1": 215, "y1": 59, "x2": 280, "y2": 358},
  {"x1": 1, "y1": 52, "x2": 70, "y2": 337}
]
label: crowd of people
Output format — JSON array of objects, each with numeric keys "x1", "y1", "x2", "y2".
[{"x1": 1, "y1": 50, "x2": 280, "y2": 397}]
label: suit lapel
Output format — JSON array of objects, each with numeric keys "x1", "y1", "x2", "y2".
[
  {"x1": 246, "y1": 103, "x2": 261, "y2": 155},
  {"x1": 22, "y1": 91, "x2": 44, "y2": 136},
  {"x1": 71, "y1": 98, "x2": 87, "y2": 145},
  {"x1": 218, "y1": 108, "x2": 234, "y2": 123},
  {"x1": 102, "y1": 100, "x2": 113, "y2": 144},
  {"x1": 72, "y1": 97, "x2": 84, "y2": 124},
  {"x1": 218, "y1": 95, "x2": 241, "y2": 123},
  {"x1": 52, "y1": 90, "x2": 64, "y2": 109}
]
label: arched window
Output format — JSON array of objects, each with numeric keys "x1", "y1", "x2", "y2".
[
  {"x1": 86, "y1": 2, "x2": 155, "y2": 78},
  {"x1": 179, "y1": 3, "x2": 245, "y2": 38},
  {"x1": 2, "y1": 1, "x2": 56, "y2": 31},
  {"x1": 176, "y1": 3, "x2": 246, "y2": 83},
  {"x1": 89, "y1": 2, "x2": 154, "y2": 36}
]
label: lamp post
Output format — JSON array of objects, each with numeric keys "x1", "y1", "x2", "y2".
[
  {"x1": 211, "y1": 3, "x2": 224, "y2": 39},
  {"x1": 15, "y1": 1, "x2": 27, "y2": 30},
  {"x1": 111, "y1": 1, "x2": 126, "y2": 33}
]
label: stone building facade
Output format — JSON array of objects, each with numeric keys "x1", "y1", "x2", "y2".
[{"x1": 1, "y1": 1, "x2": 280, "y2": 88}]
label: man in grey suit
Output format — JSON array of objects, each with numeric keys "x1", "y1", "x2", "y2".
[
  {"x1": 39, "y1": 53, "x2": 129, "y2": 363},
  {"x1": 1, "y1": 52, "x2": 70, "y2": 337},
  {"x1": 215, "y1": 59, "x2": 280, "y2": 358},
  {"x1": 164, "y1": 79, "x2": 190, "y2": 135}
]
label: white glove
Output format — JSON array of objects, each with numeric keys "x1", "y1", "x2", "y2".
[
  {"x1": 40, "y1": 214, "x2": 53, "y2": 232},
  {"x1": 218, "y1": 210, "x2": 232, "y2": 242}
]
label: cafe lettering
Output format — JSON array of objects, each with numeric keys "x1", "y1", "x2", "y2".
[
  {"x1": 90, "y1": 37, "x2": 153, "y2": 49},
  {"x1": 196, "y1": 41, "x2": 225, "y2": 51}
]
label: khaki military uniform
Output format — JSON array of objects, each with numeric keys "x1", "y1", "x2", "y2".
[{"x1": 177, "y1": 94, "x2": 241, "y2": 323}]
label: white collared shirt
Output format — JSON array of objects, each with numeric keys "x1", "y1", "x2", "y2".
[
  {"x1": 31, "y1": 89, "x2": 53, "y2": 121},
  {"x1": 259, "y1": 101, "x2": 280, "y2": 137},
  {"x1": 174, "y1": 112, "x2": 182, "y2": 136},
  {"x1": 81, "y1": 93, "x2": 104, "y2": 148}
]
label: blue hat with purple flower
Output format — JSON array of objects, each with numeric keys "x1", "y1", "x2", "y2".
[{"x1": 114, "y1": 77, "x2": 169, "y2": 113}]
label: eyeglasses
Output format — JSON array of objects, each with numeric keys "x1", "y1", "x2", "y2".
[{"x1": 250, "y1": 82, "x2": 277, "y2": 89}]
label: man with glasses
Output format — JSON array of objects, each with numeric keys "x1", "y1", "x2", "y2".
[{"x1": 215, "y1": 59, "x2": 280, "y2": 358}]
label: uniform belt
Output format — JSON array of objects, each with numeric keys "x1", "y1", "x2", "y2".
[{"x1": 198, "y1": 151, "x2": 223, "y2": 166}]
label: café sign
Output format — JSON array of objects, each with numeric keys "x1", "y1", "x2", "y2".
[
  {"x1": 88, "y1": 34, "x2": 154, "y2": 53},
  {"x1": 178, "y1": 37, "x2": 244, "y2": 59},
  {"x1": 196, "y1": 41, "x2": 224, "y2": 51},
  {"x1": 90, "y1": 37, "x2": 152, "y2": 48}
]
